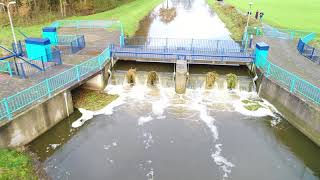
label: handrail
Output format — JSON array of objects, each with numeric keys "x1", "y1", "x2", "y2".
[
  {"x1": 255, "y1": 55, "x2": 320, "y2": 105},
  {"x1": 0, "y1": 45, "x2": 111, "y2": 120}
]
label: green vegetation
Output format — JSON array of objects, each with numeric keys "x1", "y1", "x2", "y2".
[
  {"x1": 226, "y1": 73, "x2": 238, "y2": 89},
  {"x1": 0, "y1": 149, "x2": 37, "y2": 180},
  {"x1": 205, "y1": 71, "x2": 219, "y2": 89},
  {"x1": 242, "y1": 99, "x2": 263, "y2": 111},
  {"x1": 72, "y1": 88, "x2": 118, "y2": 111},
  {"x1": 0, "y1": 0, "x2": 162, "y2": 48},
  {"x1": 224, "y1": 0, "x2": 320, "y2": 34},
  {"x1": 208, "y1": 1, "x2": 260, "y2": 41}
]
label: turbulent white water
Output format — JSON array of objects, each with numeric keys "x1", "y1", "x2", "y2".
[{"x1": 71, "y1": 73, "x2": 282, "y2": 179}]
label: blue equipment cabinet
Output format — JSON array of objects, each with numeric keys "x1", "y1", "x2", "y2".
[
  {"x1": 42, "y1": 27, "x2": 58, "y2": 45},
  {"x1": 25, "y1": 38, "x2": 52, "y2": 62}
]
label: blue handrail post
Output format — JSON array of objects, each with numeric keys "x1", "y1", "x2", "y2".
[
  {"x1": 19, "y1": 63, "x2": 27, "y2": 79},
  {"x1": 7, "y1": 62, "x2": 13, "y2": 77},
  {"x1": 3, "y1": 98, "x2": 12, "y2": 120},
  {"x1": 45, "y1": 79, "x2": 52, "y2": 96},
  {"x1": 76, "y1": 65, "x2": 80, "y2": 81},
  {"x1": 310, "y1": 48, "x2": 315, "y2": 59},
  {"x1": 290, "y1": 77, "x2": 296, "y2": 93}
]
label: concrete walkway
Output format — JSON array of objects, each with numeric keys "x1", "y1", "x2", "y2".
[
  {"x1": 0, "y1": 28, "x2": 120, "y2": 99},
  {"x1": 254, "y1": 36, "x2": 320, "y2": 87}
]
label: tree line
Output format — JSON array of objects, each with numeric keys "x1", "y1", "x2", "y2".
[{"x1": 0, "y1": 0, "x2": 135, "y2": 26}]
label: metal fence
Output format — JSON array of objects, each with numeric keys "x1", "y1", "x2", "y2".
[
  {"x1": 256, "y1": 55, "x2": 320, "y2": 105},
  {"x1": 71, "y1": 35, "x2": 86, "y2": 54},
  {"x1": 124, "y1": 37, "x2": 244, "y2": 52},
  {"x1": 297, "y1": 34, "x2": 320, "y2": 64},
  {"x1": 246, "y1": 26, "x2": 313, "y2": 40},
  {"x1": 0, "y1": 61, "x2": 13, "y2": 76},
  {"x1": 57, "y1": 35, "x2": 86, "y2": 54},
  {"x1": 0, "y1": 46, "x2": 111, "y2": 121},
  {"x1": 50, "y1": 20, "x2": 123, "y2": 31}
]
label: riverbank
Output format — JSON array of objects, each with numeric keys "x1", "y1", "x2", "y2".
[
  {"x1": 224, "y1": 0, "x2": 320, "y2": 34},
  {"x1": 0, "y1": 0, "x2": 162, "y2": 49},
  {"x1": 208, "y1": 1, "x2": 260, "y2": 41},
  {"x1": 223, "y1": 0, "x2": 320, "y2": 47},
  {"x1": 72, "y1": 88, "x2": 119, "y2": 111},
  {"x1": 0, "y1": 149, "x2": 37, "y2": 179}
]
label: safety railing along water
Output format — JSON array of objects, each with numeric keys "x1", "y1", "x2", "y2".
[
  {"x1": 256, "y1": 55, "x2": 320, "y2": 105},
  {"x1": 0, "y1": 20, "x2": 119, "y2": 121}
]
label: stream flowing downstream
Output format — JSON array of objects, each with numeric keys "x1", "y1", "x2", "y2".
[{"x1": 29, "y1": 0, "x2": 320, "y2": 179}]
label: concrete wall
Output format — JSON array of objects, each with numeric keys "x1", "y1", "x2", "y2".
[
  {"x1": 82, "y1": 62, "x2": 112, "y2": 91},
  {"x1": 0, "y1": 90, "x2": 74, "y2": 147},
  {"x1": 257, "y1": 75, "x2": 320, "y2": 146}
]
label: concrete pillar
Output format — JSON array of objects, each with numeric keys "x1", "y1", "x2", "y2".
[
  {"x1": 175, "y1": 60, "x2": 188, "y2": 94},
  {"x1": 254, "y1": 42, "x2": 270, "y2": 68}
]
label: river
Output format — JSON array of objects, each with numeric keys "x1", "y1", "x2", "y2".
[{"x1": 29, "y1": 0, "x2": 320, "y2": 179}]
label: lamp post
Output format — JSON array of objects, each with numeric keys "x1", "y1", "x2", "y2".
[
  {"x1": 246, "y1": 2, "x2": 253, "y2": 29},
  {"x1": 0, "y1": 1, "x2": 18, "y2": 52}
]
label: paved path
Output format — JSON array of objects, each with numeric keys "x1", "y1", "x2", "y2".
[
  {"x1": 0, "y1": 28, "x2": 120, "y2": 99},
  {"x1": 254, "y1": 37, "x2": 320, "y2": 86}
]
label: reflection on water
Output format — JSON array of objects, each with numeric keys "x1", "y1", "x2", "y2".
[{"x1": 135, "y1": 0, "x2": 232, "y2": 40}]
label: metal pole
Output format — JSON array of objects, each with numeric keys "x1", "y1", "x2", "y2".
[
  {"x1": 7, "y1": 2, "x2": 18, "y2": 52},
  {"x1": 246, "y1": 2, "x2": 253, "y2": 29}
]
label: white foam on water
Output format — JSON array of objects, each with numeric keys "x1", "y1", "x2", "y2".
[
  {"x1": 143, "y1": 132, "x2": 154, "y2": 149},
  {"x1": 211, "y1": 144, "x2": 235, "y2": 179},
  {"x1": 72, "y1": 87, "x2": 126, "y2": 128},
  {"x1": 233, "y1": 91, "x2": 281, "y2": 118},
  {"x1": 72, "y1": 108, "x2": 94, "y2": 128},
  {"x1": 49, "y1": 144, "x2": 60, "y2": 150},
  {"x1": 138, "y1": 116, "x2": 154, "y2": 126}
]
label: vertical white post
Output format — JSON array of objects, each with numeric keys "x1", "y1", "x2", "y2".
[{"x1": 7, "y1": 2, "x2": 18, "y2": 52}]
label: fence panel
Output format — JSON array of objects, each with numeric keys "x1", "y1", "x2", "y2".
[
  {"x1": 0, "y1": 61, "x2": 13, "y2": 76},
  {"x1": 0, "y1": 99, "x2": 8, "y2": 120},
  {"x1": 48, "y1": 67, "x2": 78, "y2": 92},
  {"x1": 257, "y1": 56, "x2": 320, "y2": 105},
  {"x1": 7, "y1": 81, "x2": 49, "y2": 113}
]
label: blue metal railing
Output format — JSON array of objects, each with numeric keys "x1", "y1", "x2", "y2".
[
  {"x1": 124, "y1": 37, "x2": 245, "y2": 51},
  {"x1": 50, "y1": 20, "x2": 122, "y2": 30},
  {"x1": 297, "y1": 33, "x2": 319, "y2": 64},
  {"x1": 256, "y1": 55, "x2": 320, "y2": 105},
  {"x1": 0, "y1": 45, "x2": 111, "y2": 121},
  {"x1": 0, "y1": 61, "x2": 13, "y2": 76},
  {"x1": 56, "y1": 35, "x2": 86, "y2": 54},
  {"x1": 246, "y1": 26, "x2": 314, "y2": 40}
]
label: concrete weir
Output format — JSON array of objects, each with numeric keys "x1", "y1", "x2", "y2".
[{"x1": 175, "y1": 60, "x2": 188, "y2": 94}]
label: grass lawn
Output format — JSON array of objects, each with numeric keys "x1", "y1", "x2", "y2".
[
  {"x1": 0, "y1": 149, "x2": 37, "y2": 179},
  {"x1": 224, "y1": 0, "x2": 320, "y2": 34},
  {"x1": 0, "y1": 0, "x2": 162, "y2": 48}
]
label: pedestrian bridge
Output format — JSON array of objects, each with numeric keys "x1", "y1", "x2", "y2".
[{"x1": 111, "y1": 37, "x2": 254, "y2": 65}]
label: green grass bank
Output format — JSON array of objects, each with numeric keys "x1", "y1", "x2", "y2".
[
  {"x1": 208, "y1": 1, "x2": 260, "y2": 41},
  {"x1": 223, "y1": 0, "x2": 320, "y2": 34},
  {"x1": 0, "y1": 0, "x2": 162, "y2": 48},
  {"x1": 0, "y1": 149, "x2": 37, "y2": 180}
]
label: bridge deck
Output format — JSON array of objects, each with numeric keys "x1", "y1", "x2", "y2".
[
  {"x1": 254, "y1": 37, "x2": 320, "y2": 86},
  {"x1": 112, "y1": 46, "x2": 253, "y2": 65}
]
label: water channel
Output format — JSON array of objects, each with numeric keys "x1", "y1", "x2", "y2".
[{"x1": 29, "y1": 0, "x2": 320, "y2": 179}]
